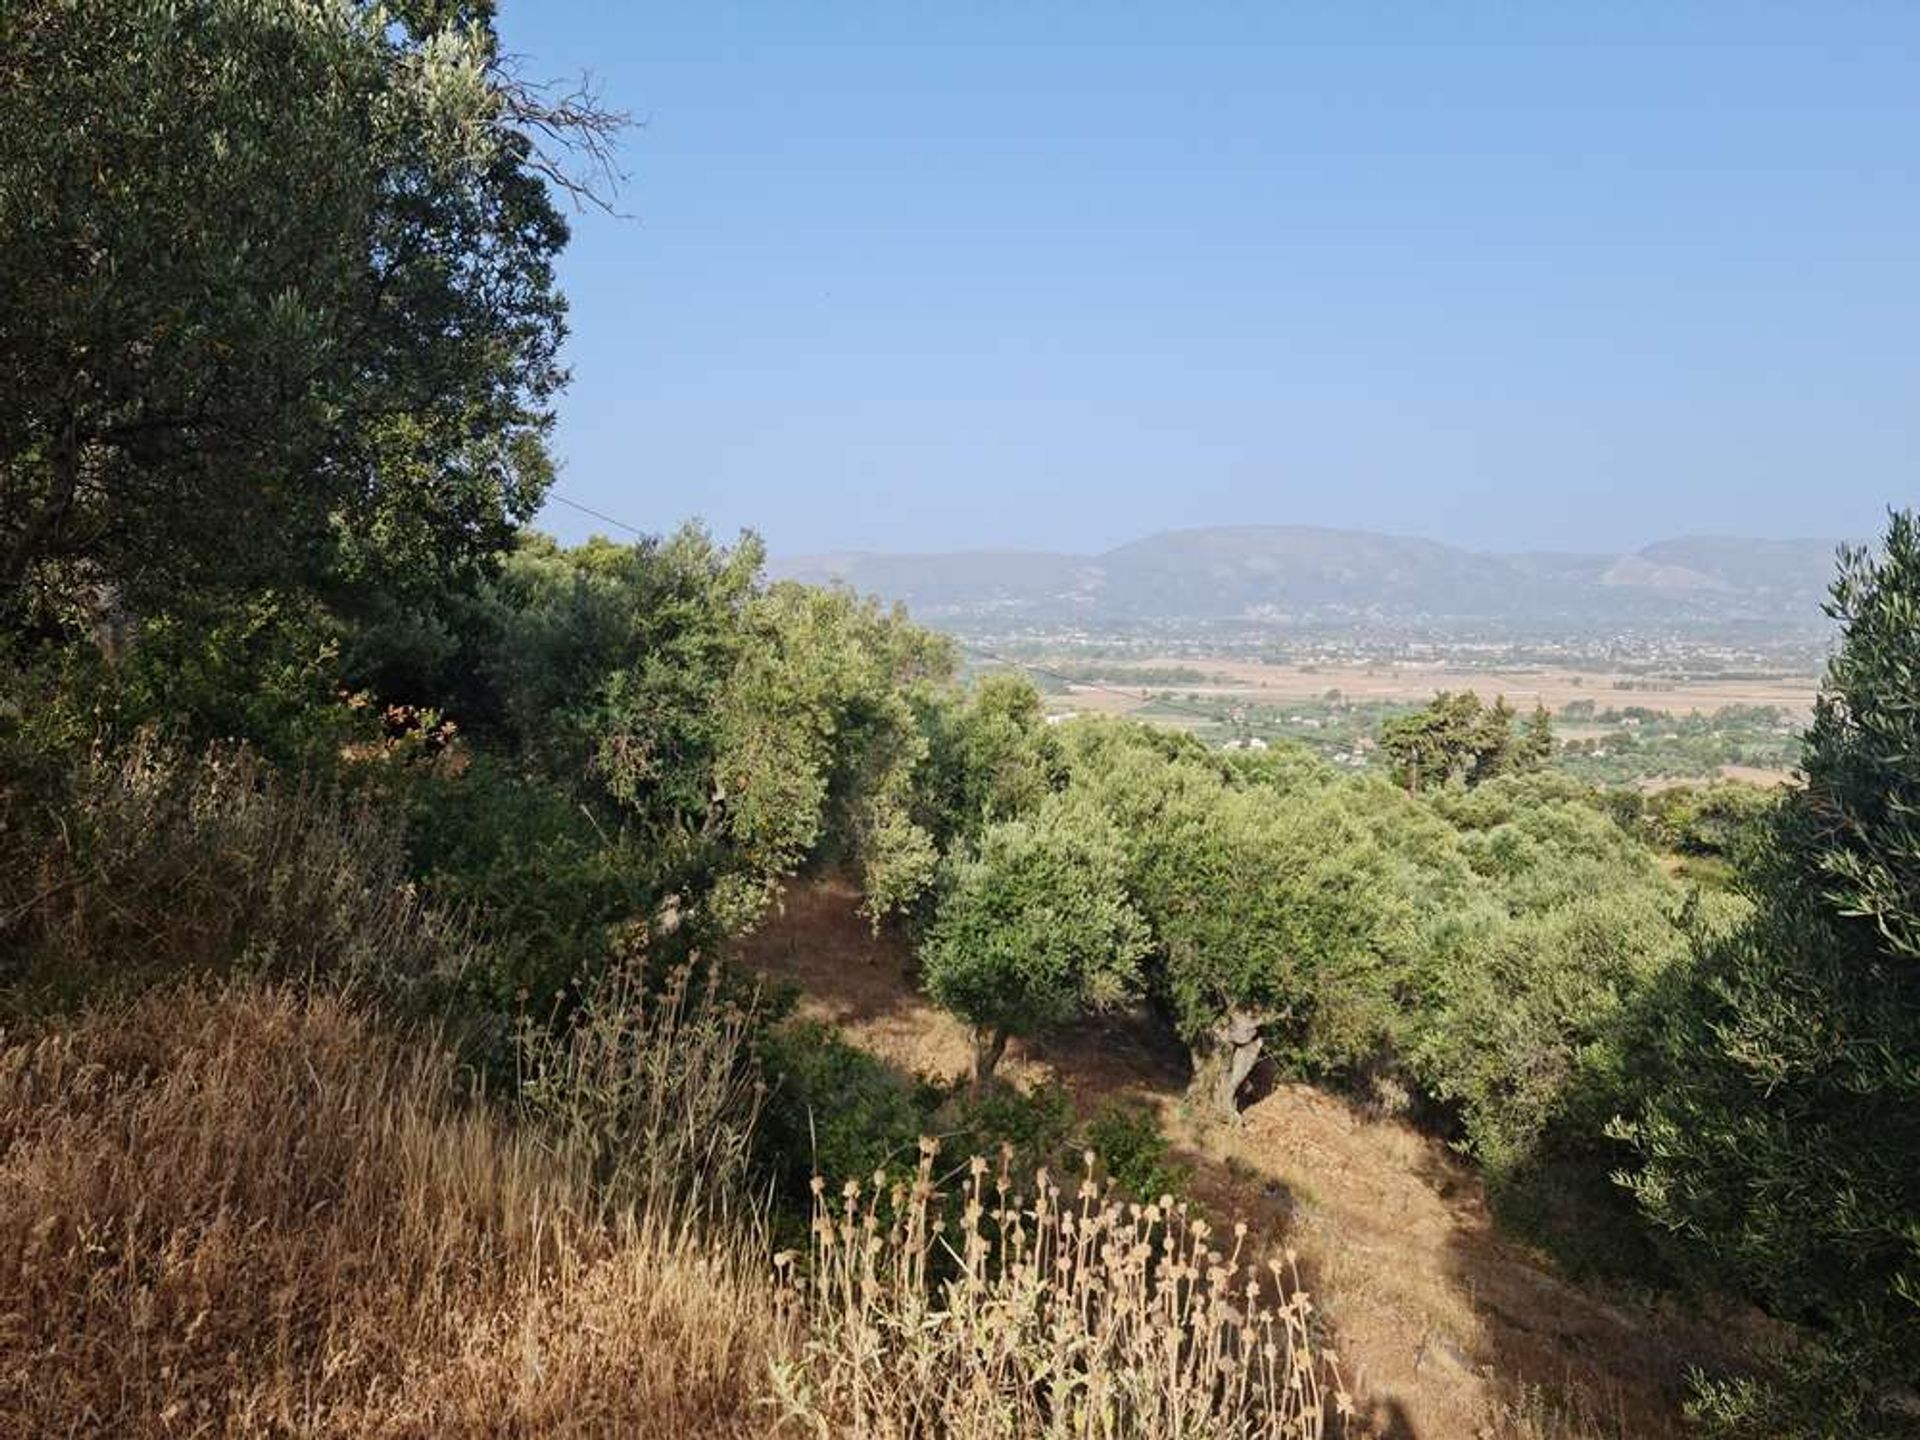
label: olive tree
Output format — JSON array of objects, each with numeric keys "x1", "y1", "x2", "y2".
[
  {"x1": 912, "y1": 671, "x2": 1062, "y2": 850},
  {"x1": 1057, "y1": 721, "x2": 1406, "y2": 1116},
  {"x1": 921, "y1": 800, "x2": 1148, "y2": 1086},
  {"x1": 1618, "y1": 514, "x2": 1920, "y2": 1433},
  {"x1": 476, "y1": 529, "x2": 954, "y2": 934}
]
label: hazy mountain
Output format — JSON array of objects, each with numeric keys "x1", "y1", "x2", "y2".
[
  {"x1": 769, "y1": 527, "x2": 1847, "y2": 632},
  {"x1": 1630, "y1": 536, "x2": 1846, "y2": 600}
]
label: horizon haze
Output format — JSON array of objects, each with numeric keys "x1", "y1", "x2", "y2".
[{"x1": 765, "y1": 523, "x2": 1848, "y2": 633}]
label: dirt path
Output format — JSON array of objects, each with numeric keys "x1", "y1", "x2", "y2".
[{"x1": 732, "y1": 878, "x2": 1733, "y2": 1440}]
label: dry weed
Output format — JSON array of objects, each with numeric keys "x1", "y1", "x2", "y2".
[
  {"x1": 0, "y1": 736, "x2": 474, "y2": 1002},
  {"x1": 771, "y1": 1139, "x2": 1348, "y2": 1438},
  {"x1": 0, "y1": 982, "x2": 777, "y2": 1437},
  {"x1": 517, "y1": 958, "x2": 764, "y2": 1217}
]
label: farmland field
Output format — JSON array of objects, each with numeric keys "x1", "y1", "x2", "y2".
[
  {"x1": 996, "y1": 655, "x2": 1818, "y2": 786},
  {"x1": 1036, "y1": 656, "x2": 1819, "y2": 716}
]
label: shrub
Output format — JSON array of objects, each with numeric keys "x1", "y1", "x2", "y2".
[
  {"x1": 1084, "y1": 1101, "x2": 1190, "y2": 1203},
  {"x1": 911, "y1": 670, "x2": 1063, "y2": 851},
  {"x1": 1, "y1": 599, "x2": 361, "y2": 775},
  {"x1": 0, "y1": 735, "x2": 475, "y2": 1010},
  {"x1": 1638, "y1": 781, "x2": 1777, "y2": 860},
  {"x1": 758, "y1": 1018, "x2": 933, "y2": 1203},
  {"x1": 1405, "y1": 889, "x2": 1701, "y2": 1178},
  {"x1": 940, "y1": 1078, "x2": 1078, "y2": 1177},
  {"x1": 402, "y1": 753, "x2": 664, "y2": 1012}
]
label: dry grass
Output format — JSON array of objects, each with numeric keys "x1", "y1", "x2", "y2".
[
  {"x1": 0, "y1": 982, "x2": 778, "y2": 1437},
  {"x1": 516, "y1": 959, "x2": 765, "y2": 1218},
  {"x1": 771, "y1": 1142, "x2": 1344, "y2": 1438},
  {"x1": 0, "y1": 970, "x2": 1342, "y2": 1438},
  {"x1": 0, "y1": 736, "x2": 474, "y2": 1005}
]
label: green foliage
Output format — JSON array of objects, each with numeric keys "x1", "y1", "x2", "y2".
[
  {"x1": 1407, "y1": 887, "x2": 1700, "y2": 1177},
  {"x1": 1390, "y1": 771, "x2": 1743, "y2": 1243},
  {"x1": 484, "y1": 529, "x2": 761, "y2": 812},
  {"x1": 1619, "y1": 514, "x2": 1920, "y2": 1433},
  {"x1": 938, "y1": 1081, "x2": 1079, "y2": 1177},
  {"x1": 912, "y1": 671, "x2": 1063, "y2": 848},
  {"x1": 432, "y1": 529, "x2": 954, "y2": 936},
  {"x1": 921, "y1": 799, "x2": 1149, "y2": 1082},
  {"x1": 401, "y1": 754, "x2": 661, "y2": 1013},
  {"x1": 1634, "y1": 780, "x2": 1779, "y2": 865},
  {"x1": 0, "y1": 595, "x2": 365, "y2": 780},
  {"x1": 2, "y1": 0, "x2": 573, "y2": 634},
  {"x1": 1680, "y1": 1335, "x2": 1920, "y2": 1440},
  {"x1": 757, "y1": 1020, "x2": 934, "y2": 1201},
  {"x1": 1052, "y1": 721, "x2": 1414, "y2": 1109},
  {"x1": 1219, "y1": 737, "x2": 1339, "y2": 793},
  {"x1": 1380, "y1": 691, "x2": 1552, "y2": 793},
  {"x1": 1083, "y1": 1103, "x2": 1190, "y2": 1203},
  {"x1": 719, "y1": 580, "x2": 953, "y2": 926}
]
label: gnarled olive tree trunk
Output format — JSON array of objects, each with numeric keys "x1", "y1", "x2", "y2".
[
  {"x1": 970, "y1": 1025, "x2": 1010, "y2": 1091},
  {"x1": 1188, "y1": 1009, "x2": 1264, "y2": 1120}
]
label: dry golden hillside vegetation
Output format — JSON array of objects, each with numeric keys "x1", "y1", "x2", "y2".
[
  {"x1": 0, "y1": 983, "x2": 776, "y2": 1438},
  {"x1": 0, "y1": 978, "x2": 1343, "y2": 1439}
]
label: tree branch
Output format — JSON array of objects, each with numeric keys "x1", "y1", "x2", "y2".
[{"x1": 491, "y1": 60, "x2": 634, "y2": 216}]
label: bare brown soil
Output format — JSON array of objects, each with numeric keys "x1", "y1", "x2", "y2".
[{"x1": 733, "y1": 878, "x2": 1749, "y2": 1440}]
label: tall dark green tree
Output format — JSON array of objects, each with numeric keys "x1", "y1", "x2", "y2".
[
  {"x1": 1619, "y1": 513, "x2": 1920, "y2": 1436},
  {"x1": 1, "y1": 0, "x2": 602, "y2": 637},
  {"x1": 1381, "y1": 691, "x2": 1549, "y2": 793}
]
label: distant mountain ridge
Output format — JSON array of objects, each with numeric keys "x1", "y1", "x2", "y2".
[{"x1": 768, "y1": 526, "x2": 1848, "y2": 632}]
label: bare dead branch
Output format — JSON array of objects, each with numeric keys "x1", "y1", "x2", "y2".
[{"x1": 490, "y1": 57, "x2": 634, "y2": 217}]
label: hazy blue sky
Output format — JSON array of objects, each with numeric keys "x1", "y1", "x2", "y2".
[{"x1": 499, "y1": 3, "x2": 1917, "y2": 557}]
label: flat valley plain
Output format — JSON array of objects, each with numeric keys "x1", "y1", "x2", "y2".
[
  {"x1": 1023, "y1": 654, "x2": 1820, "y2": 787},
  {"x1": 1049, "y1": 656, "x2": 1820, "y2": 716}
]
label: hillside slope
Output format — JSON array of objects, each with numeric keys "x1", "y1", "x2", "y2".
[
  {"x1": 771, "y1": 528, "x2": 1845, "y2": 630},
  {"x1": 731, "y1": 879, "x2": 1754, "y2": 1440}
]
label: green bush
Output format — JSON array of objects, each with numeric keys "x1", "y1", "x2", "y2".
[
  {"x1": 1083, "y1": 1103, "x2": 1189, "y2": 1203},
  {"x1": 401, "y1": 755, "x2": 663, "y2": 1014},
  {"x1": 1639, "y1": 780, "x2": 1778, "y2": 861},
  {"x1": 2, "y1": 601, "x2": 361, "y2": 776},
  {"x1": 756, "y1": 1020, "x2": 933, "y2": 1201},
  {"x1": 937, "y1": 1080, "x2": 1077, "y2": 1179}
]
